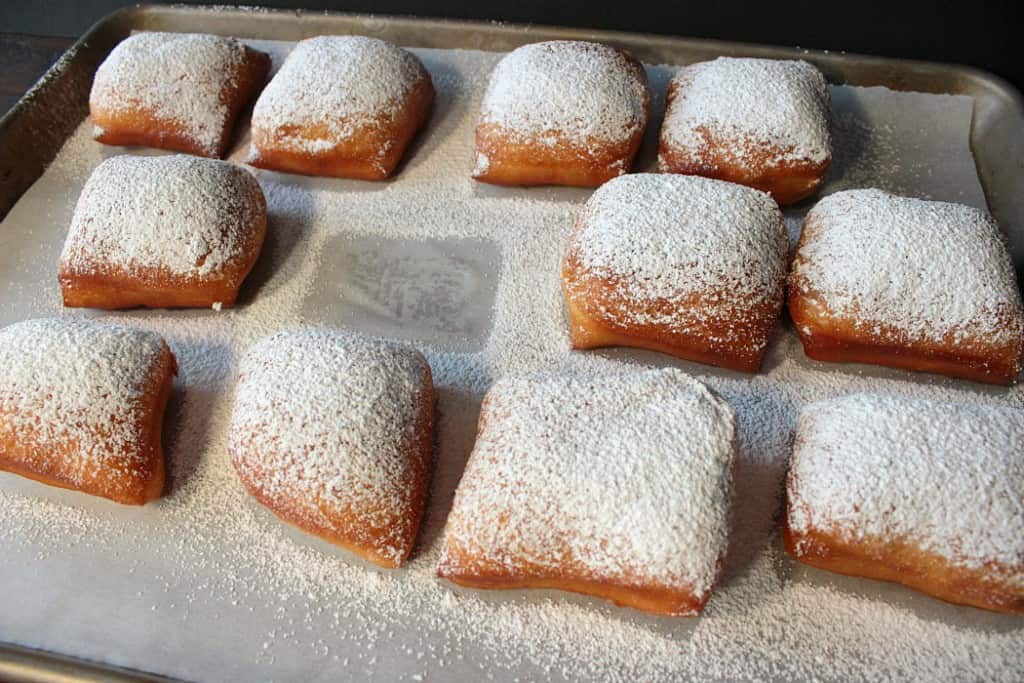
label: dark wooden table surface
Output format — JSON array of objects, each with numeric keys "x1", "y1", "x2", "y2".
[{"x1": 0, "y1": 33, "x2": 76, "y2": 116}]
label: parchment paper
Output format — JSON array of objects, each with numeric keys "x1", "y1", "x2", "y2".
[{"x1": 0, "y1": 40, "x2": 1018, "y2": 683}]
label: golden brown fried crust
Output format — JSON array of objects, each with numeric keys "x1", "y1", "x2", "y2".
[
  {"x1": 783, "y1": 505, "x2": 1024, "y2": 615},
  {"x1": 562, "y1": 250, "x2": 784, "y2": 374},
  {"x1": 0, "y1": 344, "x2": 177, "y2": 505},
  {"x1": 58, "y1": 182, "x2": 267, "y2": 310},
  {"x1": 658, "y1": 77, "x2": 829, "y2": 206},
  {"x1": 788, "y1": 216, "x2": 1023, "y2": 385},
  {"x1": 438, "y1": 564, "x2": 707, "y2": 617},
  {"x1": 231, "y1": 366, "x2": 435, "y2": 569},
  {"x1": 91, "y1": 46, "x2": 270, "y2": 159},
  {"x1": 435, "y1": 393, "x2": 724, "y2": 617},
  {"x1": 472, "y1": 51, "x2": 650, "y2": 188},
  {"x1": 473, "y1": 123, "x2": 646, "y2": 188},
  {"x1": 249, "y1": 74, "x2": 435, "y2": 181},
  {"x1": 789, "y1": 291, "x2": 1022, "y2": 384}
]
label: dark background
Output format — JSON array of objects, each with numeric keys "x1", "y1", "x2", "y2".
[{"x1": 1, "y1": 1, "x2": 1021, "y2": 91}]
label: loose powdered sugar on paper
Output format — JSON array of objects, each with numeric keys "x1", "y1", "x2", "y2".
[{"x1": 0, "y1": 38, "x2": 1021, "y2": 683}]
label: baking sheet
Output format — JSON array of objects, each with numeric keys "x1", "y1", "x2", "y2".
[{"x1": 0, "y1": 36, "x2": 1021, "y2": 683}]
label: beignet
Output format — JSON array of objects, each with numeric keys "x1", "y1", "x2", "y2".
[
  {"x1": 437, "y1": 369, "x2": 737, "y2": 616},
  {"x1": 228, "y1": 329, "x2": 435, "y2": 568},
  {"x1": 248, "y1": 36, "x2": 434, "y2": 180},
  {"x1": 59, "y1": 154, "x2": 267, "y2": 310},
  {"x1": 472, "y1": 41, "x2": 651, "y2": 187},
  {"x1": 0, "y1": 318, "x2": 176, "y2": 505},
  {"x1": 90, "y1": 32, "x2": 270, "y2": 158},
  {"x1": 562, "y1": 173, "x2": 788, "y2": 372},
  {"x1": 788, "y1": 189, "x2": 1024, "y2": 384},
  {"x1": 658, "y1": 57, "x2": 831, "y2": 205},
  {"x1": 784, "y1": 394, "x2": 1024, "y2": 614}
]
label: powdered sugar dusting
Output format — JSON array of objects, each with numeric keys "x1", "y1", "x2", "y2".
[
  {"x1": 0, "y1": 318, "x2": 167, "y2": 486},
  {"x1": 90, "y1": 32, "x2": 249, "y2": 156},
  {"x1": 479, "y1": 41, "x2": 649, "y2": 145},
  {"x1": 228, "y1": 328, "x2": 431, "y2": 564},
  {"x1": 250, "y1": 36, "x2": 428, "y2": 156},
  {"x1": 0, "y1": 40, "x2": 1021, "y2": 683},
  {"x1": 789, "y1": 393, "x2": 1024, "y2": 579},
  {"x1": 440, "y1": 369, "x2": 736, "y2": 604},
  {"x1": 660, "y1": 57, "x2": 831, "y2": 166},
  {"x1": 790, "y1": 188, "x2": 1024, "y2": 345},
  {"x1": 566, "y1": 173, "x2": 787, "y2": 351},
  {"x1": 60, "y1": 154, "x2": 265, "y2": 280}
]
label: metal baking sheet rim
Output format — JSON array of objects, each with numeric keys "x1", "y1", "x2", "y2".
[{"x1": 1, "y1": 5, "x2": 1023, "y2": 682}]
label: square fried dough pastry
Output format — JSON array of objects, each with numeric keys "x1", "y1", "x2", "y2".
[
  {"x1": 789, "y1": 189, "x2": 1024, "y2": 384},
  {"x1": 437, "y1": 369, "x2": 738, "y2": 616},
  {"x1": 227, "y1": 329, "x2": 435, "y2": 568},
  {"x1": 90, "y1": 32, "x2": 270, "y2": 158},
  {"x1": 248, "y1": 36, "x2": 435, "y2": 180},
  {"x1": 562, "y1": 173, "x2": 788, "y2": 372},
  {"x1": 0, "y1": 318, "x2": 177, "y2": 505},
  {"x1": 784, "y1": 394, "x2": 1024, "y2": 614},
  {"x1": 59, "y1": 154, "x2": 267, "y2": 310},
  {"x1": 658, "y1": 57, "x2": 831, "y2": 205},
  {"x1": 472, "y1": 40, "x2": 651, "y2": 187}
]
